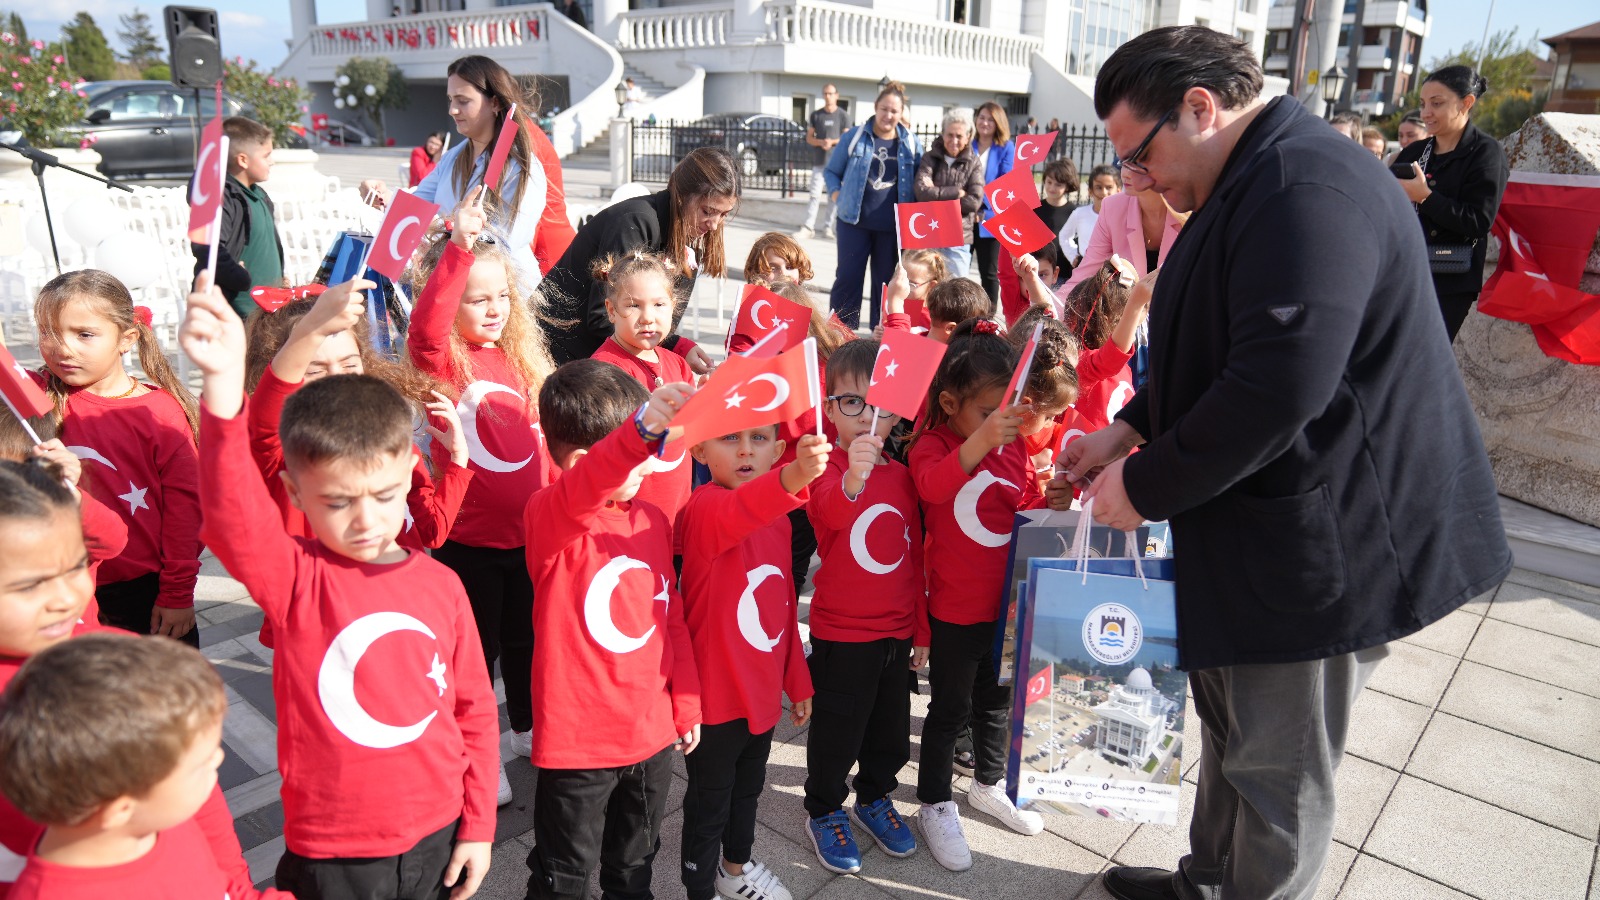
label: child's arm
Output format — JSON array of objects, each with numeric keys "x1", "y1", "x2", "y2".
[
  {"x1": 664, "y1": 570, "x2": 703, "y2": 754},
  {"x1": 409, "y1": 392, "x2": 474, "y2": 549},
  {"x1": 443, "y1": 586, "x2": 497, "y2": 900},
  {"x1": 784, "y1": 592, "x2": 814, "y2": 726},
  {"x1": 76, "y1": 484, "x2": 128, "y2": 567},
  {"x1": 149, "y1": 404, "x2": 202, "y2": 639},
  {"x1": 180, "y1": 276, "x2": 300, "y2": 624},
  {"x1": 685, "y1": 436, "x2": 825, "y2": 561},
  {"x1": 193, "y1": 785, "x2": 293, "y2": 899},
  {"x1": 908, "y1": 508, "x2": 931, "y2": 660},
  {"x1": 269, "y1": 280, "x2": 371, "y2": 382},
  {"x1": 407, "y1": 187, "x2": 488, "y2": 380},
  {"x1": 908, "y1": 404, "x2": 1027, "y2": 503},
  {"x1": 1104, "y1": 269, "x2": 1156, "y2": 355},
  {"x1": 881, "y1": 262, "x2": 912, "y2": 333},
  {"x1": 809, "y1": 432, "x2": 883, "y2": 532},
  {"x1": 1014, "y1": 253, "x2": 1058, "y2": 315}
]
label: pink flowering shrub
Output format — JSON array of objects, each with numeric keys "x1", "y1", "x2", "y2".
[{"x1": 0, "y1": 33, "x2": 87, "y2": 146}]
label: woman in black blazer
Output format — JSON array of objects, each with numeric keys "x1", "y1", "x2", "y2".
[{"x1": 1392, "y1": 65, "x2": 1509, "y2": 341}]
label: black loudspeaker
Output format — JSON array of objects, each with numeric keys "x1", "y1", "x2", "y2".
[{"x1": 164, "y1": 6, "x2": 222, "y2": 88}]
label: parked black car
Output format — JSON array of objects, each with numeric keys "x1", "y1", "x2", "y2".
[
  {"x1": 55, "y1": 81, "x2": 303, "y2": 180},
  {"x1": 670, "y1": 113, "x2": 810, "y2": 178}
]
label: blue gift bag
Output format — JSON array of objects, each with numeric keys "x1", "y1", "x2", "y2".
[{"x1": 318, "y1": 231, "x2": 410, "y2": 356}]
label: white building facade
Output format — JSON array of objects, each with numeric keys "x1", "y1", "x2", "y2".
[
  {"x1": 1093, "y1": 668, "x2": 1172, "y2": 766},
  {"x1": 1262, "y1": 0, "x2": 1430, "y2": 118}
]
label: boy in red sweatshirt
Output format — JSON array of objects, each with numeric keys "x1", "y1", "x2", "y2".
[
  {"x1": 180, "y1": 284, "x2": 500, "y2": 900},
  {"x1": 522, "y1": 359, "x2": 702, "y2": 899},
  {"x1": 677, "y1": 420, "x2": 826, "y2": 900},
  {"x1": 0, "y1": 634, "x2": 289, "y2": 900},
  {"x1": 801, "y1": 338, "x2": 929, "y2": 875}
]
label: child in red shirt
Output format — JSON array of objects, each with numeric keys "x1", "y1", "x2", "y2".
[
  {"x1": 0, "y1": 634, "x2": 290, "y2": 900},
  {"x1": 522, "y1": 361, "x2": 702, "y2": 900},
  {"x1": 588, "y1": 251, "x2": 697, "y2": 548},
  {"x1": 1006, "y1": 308, "x2": 1082, "y2": 483},
  {"x1": 801, "y1": 338, "x2": 929, "y2": 875},
  {"x1": 406, "y1": 187, "x2": 558, "y2": 795},
  {"x1": 909, "y1": 319, "x2": 1048, "y2": 872},
  {"x1": 181, "y1": 283, "x2": 499, "y2": 900},
  {"x1": 31, "y1": 269, "x2": 202, "y2": 646},
  {"x1": 677, "y1": 421, "x2": 825, "y2": 900}
]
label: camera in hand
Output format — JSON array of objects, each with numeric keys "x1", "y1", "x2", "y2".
[{"x1": 1390, "y1": 162, "x2": 1418, "y2": 180}]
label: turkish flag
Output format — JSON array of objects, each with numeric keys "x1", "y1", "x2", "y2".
[
  {"x1": 727, "y1": 283, "x2": 811, "y2": 357},
  {"x1": 1486, "y1": 272, "x2": 1600, "y2": 364},
  {"x1": 187, "y1": 121, "x2": 227, "y2": 244},
  {"x1": 482, "y1": 102, "x2": 520, "y2": 192},
  {"x1": 866, "y1": 327, "x2": 946, "y2": 420},
  {"x1": 1025, "y1": 663, "x2": 1053, "y2": 707},
  {"x1": 895, "y1": 199, "x2": 963, "y2": 250},
  {"x1": 984, "y1": 164, "x2": 1040, "y2": 216},
  {"x1": 0, "y1": 344, "x2": 51, "y2": 421},
  {"x1": 984, "y1": 203, "x2": 1056, "y2": 258},
  {"x1": 366, "y1": 190, "x2": 440, "y2": 281},
  {"x1": 1014, "y1": 131, "x2": 1057, "y2": 169},
  {"x1": 1004, "y1": 321, "x2": 1043, "y2": 406},
  {"x1": 1484, "y1": 175, "x2": 1600, "y2": 297},
  {"x1": 251, "y1": 283, "x2": 329, "y2": 314},
  {"x1": 673, "y1": 338, "x2": 820, "y2": 446}
]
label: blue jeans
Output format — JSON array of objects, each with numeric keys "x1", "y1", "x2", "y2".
[
  {"x1": 829, "y1": 219, "x2": 898, "y2": 330},
  {"x1": 936, "y1": 245, "x2": 972, "y2": 279}
]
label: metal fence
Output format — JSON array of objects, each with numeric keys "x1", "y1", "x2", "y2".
[{"x1": 630, "y1": 120, "x2": 1113, "y2": 194}]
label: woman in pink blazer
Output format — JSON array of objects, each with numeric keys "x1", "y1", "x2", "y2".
[{"x1": 1060, "y1": 185, "x2": 1186, "y2": 291}]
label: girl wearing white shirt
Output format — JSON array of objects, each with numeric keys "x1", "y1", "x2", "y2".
[{"x1": 1059, "y1": 164, "x2": 1120, "y2": 267}]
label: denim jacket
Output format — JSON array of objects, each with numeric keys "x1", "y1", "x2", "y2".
[{"x1": 823, "y1": 122, "x2": 922, "y2": 226}]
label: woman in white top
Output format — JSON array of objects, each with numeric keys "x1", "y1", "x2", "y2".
[
  {"x1": 1059, "y1": 163, "x2": 1120, "y2": 267},
  {"x1": 362, "y1": 55, "x2": 547, "y2": 296}
]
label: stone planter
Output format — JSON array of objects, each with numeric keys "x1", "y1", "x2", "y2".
[
  {"x1": 263, "y1": 147, "x2": 329, "y2": 197},
  {"x1": 0, "y1": 147, "x2": 105, "y2": 199}
]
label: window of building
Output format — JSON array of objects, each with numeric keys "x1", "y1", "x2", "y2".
[
  {"x1": 1567, "y1": 61, "x2": 1600, "y2": 90},
  {"x1": 1338, "y1": 24, "x2": 1351, "y2": 48},
  {"x1": 1195, "y1": 16, "x2": 1210, "y2": 28},
  {"x1": 1237, "y1": 28, "x2": 1254, "y2": 50}
]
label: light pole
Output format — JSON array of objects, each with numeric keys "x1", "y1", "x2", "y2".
[
  {"x1": 614, "y1": 80, "x2": 628, "y2": 118},
  {"x1": 1321, "y1": 66, "x2": 1347, "y2": 120}
]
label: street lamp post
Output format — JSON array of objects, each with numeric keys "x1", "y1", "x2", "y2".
[
  {"x1": 1321, "y1": 66, "x2": 1347, "y2": 120},
  {"x1": 614, "y1": 81, "x2": 628, "y2": 118}
]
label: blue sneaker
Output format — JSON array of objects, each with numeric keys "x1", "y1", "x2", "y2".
[
  {"x1": 852, "y1": 796, "x2": 918, "y2": 858},
  {"x1": 805, "y1": 811, "x2": 862, "y2": 874}
]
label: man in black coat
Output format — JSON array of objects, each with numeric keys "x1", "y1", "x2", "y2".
[{"x1": 1057, "y1": 26, "x2": 1511, "y2": 900}]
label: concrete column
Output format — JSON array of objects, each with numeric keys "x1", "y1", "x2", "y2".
[
  {"x1": 365, "y1": 0, "x2": 389, "y2": 21},
  {"x1": 610, "y1": 117, "x2": 632, "y2": 190},
  {"x1": 1023, "y1": 0, "x2": 1070, "y2": 72},
  {"x1": 592, "y1": 0, "x2": 629, "y2": 44},
  {"x1": 290, "y1": 0, "x2": 316, "y2": 40},
  {"x1": 1308, "y1": 0, "x2": 1341, "y2": 117},
  {"x1": 462, "y1": 0, "x2": 495, "y2": 11},
  {"x1": 730, "y1": 0, "x2": 765, "y2": 40}
]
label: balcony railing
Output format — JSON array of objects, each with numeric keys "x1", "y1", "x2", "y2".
[
  {"x1": 616, "y1": 3, "x2": 731, "y2": 50},
  {"x1": 308, "y1": 7, "x2": 549, "y2": 57},
  {"x1": 765, "y1": 1, "x2": 1042, "y2": 70},
  {"x1": 1358, "y1": 43, "x2": 1393, "y2": 70}
]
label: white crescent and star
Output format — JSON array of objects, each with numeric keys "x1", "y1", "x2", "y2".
[
  {"x1": 747, "y1": 374, "x2": 791, "y2": 413},
  {"x1": 954, "y1": 470, "x2": 1017, "y2": 548},
  {"x1": 1018, "y1": 141, "x2": 1041, "y2": 164},
  {"x1": 1058, "y1": 428, "x2": 1087, "y2": 451},
  {"x1": 645, "y1": 445, "x2": 686, "y2": 472},
  {"x1": 849, "y1": 503, "x2": 907, "y2": 575},
  {"x1": 67, "y1": 445, "x2": 151, "y2": 516},
  {"x1": 736, "y1": 564, "x2": 785, "y2": 652},
  {"x1": 907, "y1": 212, "x2": 930, "y2": 240},
  {"x1": 387, "y1": 215, "x2": 422, "y2": 262},
  {"x1": 583, "y1": 556, "x2": 658, "y2": 654},
  {"x1": 998, "y1": 225, "x2": 1024, "y2": 247},
  {"x1": 456, "y1": 381, "x2": 534, "y2": 474},
  {"x1": 870, "y1": 343, "x2": 891, "y2": 387},
  {"x1": 749, "y1": 298, "x2": 775, "y2": 331},
  {"x1": 194, "y1": 141, "x2": 217, "y2": 204},
  {"x1": 317, "y1": 611, "x2": 441, "y2": 749},
  {"x1": 1106, "y1": 382, "x2": 1136, "y2": 420}
]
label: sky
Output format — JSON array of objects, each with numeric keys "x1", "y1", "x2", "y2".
[{"x1": 16, "y1": 0, "x2": 1600, "y2": 77}]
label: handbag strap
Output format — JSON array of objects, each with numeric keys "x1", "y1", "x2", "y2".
[{"x1": 1416, "y1": 138, "x2": 1434, "y2": 174}]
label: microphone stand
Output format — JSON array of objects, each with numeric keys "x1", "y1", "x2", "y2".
[{"x1": 0, "y1": 139, "x2": 133, "y2": 275}]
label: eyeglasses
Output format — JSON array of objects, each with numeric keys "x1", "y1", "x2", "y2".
[
  {"x1": 1113, "y1": 108, "x2": 1175, "y2": 176},
  {"x1": 827, "y1": 394, "x2": 896, "y2": 418}
]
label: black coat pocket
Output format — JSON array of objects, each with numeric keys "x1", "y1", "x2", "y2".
[{"x1": 1227, "y1": 484, "x2": 1347, "y2": 614}]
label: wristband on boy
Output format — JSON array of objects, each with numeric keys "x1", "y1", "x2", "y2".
[{"x1": 633, "y1": 404, "x2": 668, "y2": 457}]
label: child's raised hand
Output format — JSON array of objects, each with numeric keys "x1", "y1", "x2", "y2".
[
  {"x1": 32, "y1": 439, "x2": 81, "y2": 491},
  {"x1": 791, "y1": 696, "x2": 812, "y2": 726},
  {"x1": 443, "y1": 840, "x2": 491, "y2": 900},
  {"x1": 1130, "y1": 269, "x2": 1158, "y2": 309},
  {"x1": 641, "y1": 381, "x2": 695, "y2": 436},
  {"x1": 883, "y1": 260, "x2": 910, "y2": 315},
  {"x1": 451, "y1": 185, "x2": 487, "y2": 249},
  {"x1": 181, "y1": 273, "x2": 248, "y2": 418},
  {"x1": 424, "y1": 390, "x2": 469, "y2": 468},
  {"x1": 1014, "y1": 252, "x2": 1039, "y2": 279},
  {"x1": 842, "y1": 431, "x2": 883, "y2": 497},
  {"x1": 297, "y1": 279, "x2": 374, "y2": 339},
  {"x1": 781, "y1": 433, "x2": 829, "y2": 494},
  {"x1": 976, "y1": 401, "x2": 1028, "y2": 451}
]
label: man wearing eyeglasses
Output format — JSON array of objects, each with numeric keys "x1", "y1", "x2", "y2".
[{"x1": 1056, "y1": 25, "x2": 1510, "y2": 900}]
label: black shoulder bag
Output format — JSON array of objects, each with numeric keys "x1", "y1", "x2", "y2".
[{"x1": 1416, "y1": 140, "x2": 1476, "y2": 275}]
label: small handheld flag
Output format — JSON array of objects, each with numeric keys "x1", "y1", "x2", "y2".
[
  {"x1": 482, "y1": 102, "x2": 520, "y2": 192},
  {"x1": 363, "y1": 190, "x2": 441, "y2": 281},
  {"x1": 728, "y1": 283, "x2": 812, "y2": 357},
  {"x1": 1004, "y1": 321, "x2": 1044, "y2": 407},
  {"x1": 984, "y1": 164, "x2": 1041, "y2": 216},
  {"x1": 0, "y1": 344, "x2": 50, "y2": 445},
  {"x1": 865, "y1": 328, "x2": 947, "y2": 421},
  {"x1": 1014, "y1": 131, "x2": 1058, "y2": 168},
  {"x1": 895, "y1": 199, "x2": 964, "y2": 250},
  {"x1": 983, "y1": 203, "x2": 1056, "y2": 257},
  {"x1": 673, "y1": 338, "x2": 820, "y2": 446}
]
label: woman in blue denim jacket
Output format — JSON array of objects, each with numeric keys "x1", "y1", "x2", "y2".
[{"x1": 824, "y1": 81, "x2": 922, "y2": 330}]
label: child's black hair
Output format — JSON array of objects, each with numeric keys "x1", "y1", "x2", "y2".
[
  {"x1": 1061, "y1": 260, "x2": 1131, "y2": 350},
  {"x1": 915, "y1": 318, "x2": 1017, "y2": 444},
  {"x1": 824, "y1": 337, "x2": 880, "y2": 394},
  {"x1": 280, "y1": 375, "x2": 414, "y2": 471},
  {"x1": 926, "y1": 279, "x2": 992, "y2": 327},
  {"x1": 539, "y1": 359, "x2": 650, "y2": 461},
  {"x1": 1009, "y1": 308, "x2": 1081, "y2": 413},
  {"x1": 0, "y1": 458, "x2": 77, "y2": 524}
]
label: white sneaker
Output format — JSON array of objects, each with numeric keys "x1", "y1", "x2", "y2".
[
  {"x1": 510, "y1": 729, "x2": 532, "y2": 758},
  {"x1": 792, "y1": 225, "x2": 814, "y2": 239},
  {"x1": 968, "y1": 779, "x2": 1043, "y2": 835},
  {"x1": 497, "y1": 762, "x2": 513, "y2": 806},
  {"x1": 715, "y1": 860, "x2": 792, "y2": 900},
  {"x1": 822, "y1": 224, "x2": 835, "y2": 240},
  {"x1": 917, "y1": 801, "x2": 972, "y2": 872}
]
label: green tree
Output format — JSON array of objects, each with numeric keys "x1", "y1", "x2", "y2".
[
  {"x1": 117, "y1": 8, "x2": 163, "y2": 69},
  {"x1": 1421, "y1": 28, "x2": 1548, "y2": 139},
  {"x1": 61, "y1": 12, "x2": 115, "y2": 82},
  {"x1": 333, "y1": 57, "x2": 408, "y2": 143},
  {"x1": 0, "y1": 11, "x2": 27, "y2": 45},
  {"x1": 223, "y1": 57, "x2": 311, "y2": 146}
]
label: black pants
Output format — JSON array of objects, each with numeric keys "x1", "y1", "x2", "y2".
[
  {"x1": 97, "y1": 573, "x2": 199, "y2": 648},
  {"x1": 1438, "y1": 290, "x2": 1476, "y2": 343},
  {"x1": 788, "y1": 507, "x2": 817, "y2": 592},
  {"x1": 804, "y1": 636, "x2": 911, "y2": 819},
  {"x1": 916, "y1": 616, "x2": 1010, "y2": 804},
  {"x1": 527, "y1": 746, "x2": 674, "y2": 900},
  {"x1": 681, "y1": 721, "x2": 773, "y2": 900},
  {"x1": 972, "y1": 235, "x2": 1002, "y2": 308},
  {"x1": 433, "y1": 540, "x2": 534, "y2": 733},
  {"x1": 276, "y1": 819, "x2": 457, "y2": 900}
]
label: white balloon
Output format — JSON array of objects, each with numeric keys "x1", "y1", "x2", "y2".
[
  {"x1": 24, "y1": 212, "x2": 76, "y2": 257},
  {"x1": 364, "y1": 83, "x2": 377, "y2": 96},
  {"x1": 64, "y1": 196, "x2": 125, "y2": 249},
  {"x1": 94, "y1": 232, "x2": 163, "y2": 290},
  {"x1": 336, "y1": 74, "x2": 350, "y2": 86},
  {"x1": 334, "y1": 97, "x2": 345, "y2": 109},
  {"x1": 347, "y1": 94, "x2": 357, "y2": 106}
]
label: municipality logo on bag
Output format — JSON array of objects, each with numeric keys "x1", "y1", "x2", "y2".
[{"x1": 1082, "y1": 603, "x2": 1143, "y2": 665}]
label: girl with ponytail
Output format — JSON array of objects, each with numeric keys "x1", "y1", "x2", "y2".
[{"x1": 31, "y1": 269, "x2": 203, "y2": 647}]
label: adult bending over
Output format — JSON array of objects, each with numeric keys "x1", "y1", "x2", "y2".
[
  {"x1": 542, "y1": 147, "x2": 739, "y2": 366},
  {"x1": 1057, "y1": 26, "x2": 1510, "y2": 900},
  {"x1": 825, "y1": 81, "x2": 921, "y2": 330},
  {"x1": 1391, "y1": 65, "x2": 1509, "y2": 342},
  {"x1": 913, "y1": 108, "x2": 983, "y2": 278}
]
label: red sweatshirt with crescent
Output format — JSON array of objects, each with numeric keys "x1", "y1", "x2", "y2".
[
  {"x1": 589, "y1": 339, "x2": 695, "y2": 547},
  {"x1": 408, "y1": 242, "x2": 550, "y2": 549},
  {"x1": 523, "y1": 423, "x2": 702, "y2": 769},
  {"x1": 37, "y1": 375, "x2": 201, "y2": 608},
  {"x1": 909, "y1": 425, "x2": 1041, "y2": 625},
  {"x1": 199, "y1": 407, "x2": 499, "y2": 857},
  {"x1": 678, "y1": 470, "x2": 813, "y2": 732},
  {"x1": 807, "y1": 451, "x2": 929, "y2": 645}
]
